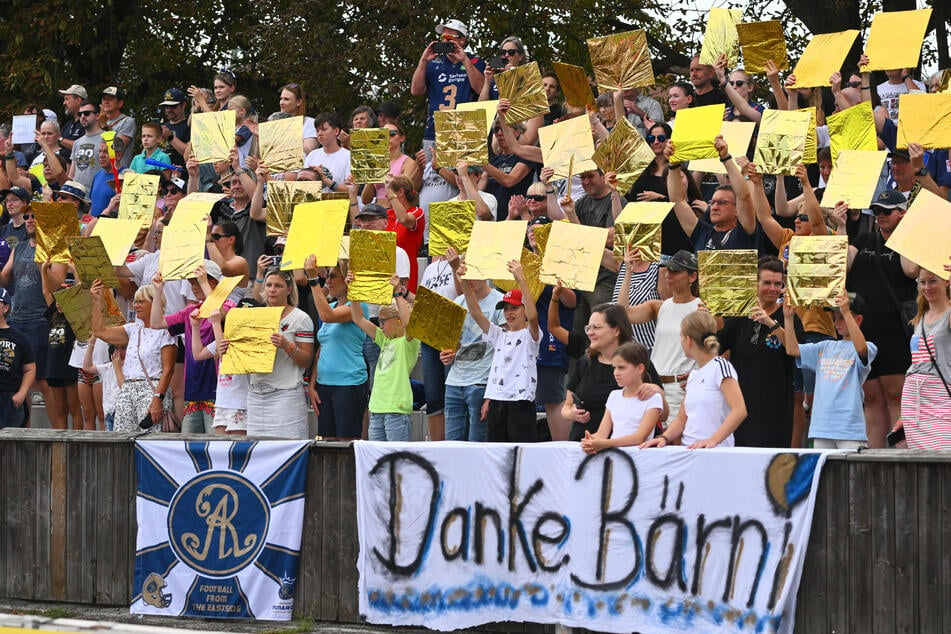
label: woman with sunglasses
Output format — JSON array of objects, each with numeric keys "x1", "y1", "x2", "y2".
[
  {"x1": 628, "y1": 123, "x2": 672, "y2": 203},
  {"x1": 304, "y1": 255, "x2": 368, "y2": 441},
  {"x1": 245, "y1": 267, "x2": 314, "y2": 439},
  {"x1": 278, "y1": 83, "x2": 318, "y2": 154},
  {"x1": 713, "y1": 56, "x2": 764, "y2": 123},
  {"x1": 205, "y1": 220, "x2": 249, "y2": 303},
  {"x1": 361, "y1": 122, "x2": 420, "y2": 205},
  {"x1": 480, "y1": 36, "x2": 543, "y2": 145}
]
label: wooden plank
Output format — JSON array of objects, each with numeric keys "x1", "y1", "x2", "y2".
[
  {"x1": 824, "y1": 459, "x2": 850, "y2": 632},
  {"x1": 6, "y1": 443, "x2": 26, "y2": 597},
  {"x1": 319, "y1": 446, "x2": 342, "y2": 619},
  {"x1": 797, "y1": 459, "x2": 830, "y2": 633},
  {"x1": 33, "y1": 441, "x2": 52, "y2": 600},
  {"x1": 63, "y1": 441, "x2": 85, "y2": 601},
  {"x1": 121, "y1": 438, "x2": 137, "y2": 603},
  {"x1": 917, "y1": 463, "x2": 941, "y2": 633},
  {"x1": 295, "y1": 444, "x2": 322, "y2": 617},
  {"x1": 50, "y1": 441, "x2": 67, "y2": 600},
  {"x1": 893, "y1": 462, "x2": 918, "y2": 634},
  {"x1": 869, "y1": 461, "x2": 895, "y2": 634},
  {"x1": 95, "y1": 444, "x2": 115, "y2": 603},
  {"x1": 16, "y1": 441, "x2": 38, "y2": 598},
  {"x1": 0, "y1": 442, "x2": 8, "y2": 597},
  {"x1": 337, "y1": 448, "x2": 359, "y2": 622},
  {"x1": 848, "y1": 460, "x2": 873, "y2": 632},
  {"x1": 941, "y1": 465, "x2": 951, "y2": 634},
  {"x1": 79, "y1": 441, "x2": 98, "y2": 603}
]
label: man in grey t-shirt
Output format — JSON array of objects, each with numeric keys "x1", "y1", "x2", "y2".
[
  {"x1": 100, "y1": 86, "x2": 136, "y2": 169},
  {"x1": 67, "y1": 100, "x2": 104, "y2": 193}
]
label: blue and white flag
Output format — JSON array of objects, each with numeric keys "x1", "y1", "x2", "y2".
[{"x1": 132, "y1": 440, "x2": 309, "y2": 621}]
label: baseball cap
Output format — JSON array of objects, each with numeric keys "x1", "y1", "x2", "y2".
[
  {"x1": 436, "y1": 19, "x2": 468, "y2": 38},
  {"x1": 101, "y1": 86, "x2": 127, "y2": 100},
  {"x1": 356, "y1": 203, "x2": 388, "y2": 219},
  {"x1": 495, "y1": 289, "x2": 524, "y2": 309},
  {"x1": 0, "y1": 186, "x2": 31, "y2": 204},
  {"x1": 159, "y1": 88, "x2": 186, "y2": 106},
  {"x1": 58, "y1": 84, "x2": 88, "y2": 100},
  {"x1": 199, "y1": 259, "x2": 223, "y2": 281},
  {"x1": 824, "y1": 292, "x2": 867, "y2": 316},
  {"x1": 661, "y1": 249, "x2": 698, "y2": 273},
  {"x1": 0, "y1": 287, "x2": 10, "y2": 305},
  {"x1": 887, "y1": 149, "x2": 910, "y2": 162},
  {"x1": 870, "y1": 189, "x2": 907, "y2": 211},
  {"x1": 376, "y1": 101, "x2": 401, "y2": 119},
  {"x1": 528, "y1": 215, "x2": 553, "y2": 228}
]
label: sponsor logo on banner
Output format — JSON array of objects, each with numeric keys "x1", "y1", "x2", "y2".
[
  {"x1": 132, "y1": 440, "x2": 309, "y2": 621},
  {"x1": 354, "y1": 443, "x2": 830, "y2": 634}
]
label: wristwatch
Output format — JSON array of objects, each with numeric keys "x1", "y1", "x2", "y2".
[
  {"x1": 152, "y1": 393, "x2": 163, "y2": 399},
  {"x1": 915, "y1": 167, "x2": 928, "y2": 177},
  {"x1": 307, "y1": 277, "x2": 321, "y2": 287},
  {"x1": 767, "y1": 322, "x2": 781, "y2": 333}
]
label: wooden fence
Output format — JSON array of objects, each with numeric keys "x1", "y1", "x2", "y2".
[{"x1": 2, "y1": 429, "x2": 949, "y2": 633}]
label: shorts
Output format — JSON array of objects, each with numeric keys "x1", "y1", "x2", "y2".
[
  {"x1": 9, "y1": 319, "x2": 49, "y2": 379},
  {"x1": 47, "y1": 376, "x2": 78, "y2": 388},
  {"x1": 534, "y1": 365, "x2": 567, "y2": 405},
  {"x1": 213, "y1": 407, "x2": 248, "y2": 432},
  {"x1": 77, "y1": 368, "x2": 100, "y2": 385},
  {"x1": 867, "y1": 339, "x2": 912, "y2": 380},
  {"x1": 316, "y1": 382, "x2": 368, "y2": 438},
  {"x1": 176, "y1": 338, "x2": 186, "y2": 363}
]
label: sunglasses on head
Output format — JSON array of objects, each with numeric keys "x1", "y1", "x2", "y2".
[
  {"x1": 646, "y1": 134, "x2": 668, "y2": 143},
  {"x1": 728, "y1": 80, "x2": 748, "y2": 88},
  {"x1": 796, "y1": 214, "x2": 810, "y2": 222},
  {"x1": 526, "y1": 194, "x2": 546, "y2": 202},
  {"x1": 500, "y1": 49, "x2": 519, "y2": 56}
]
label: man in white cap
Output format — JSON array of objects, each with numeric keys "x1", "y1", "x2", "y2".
[
  {"x1": 410, "y1": 18, "x2": 485, "y2": 150},
  {"x1": 99, "y1": 86, "x2": 136, "y2": 169},
  {"x1": 57, "y1": 84, "x2": 88, "y2": 151}
]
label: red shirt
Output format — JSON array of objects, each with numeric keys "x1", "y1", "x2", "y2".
[{"x1": 386, "y1": 206, "x2": 425, "y2": 292}]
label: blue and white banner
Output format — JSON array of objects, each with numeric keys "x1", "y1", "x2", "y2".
[
  {"x1": 355, "y1": 442, "x2": 830, "y2": 633},
  {"x1": 132, "y1": 440, "x2": 309, "y2": 621}
]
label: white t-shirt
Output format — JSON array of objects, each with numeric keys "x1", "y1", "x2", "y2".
[
  {"x1": 651, "y1": 298, "x2": 700, "y2": 375},
  {"x1": 483, "y1": 323, "x2": 540, "y2": 402},
  {"x1": 450, "y1": 191, "x2": 498, "y2": 222},
  {"x1": 419, "y1": 260, "x2": 457, "y2": 299},
  {"x1": 446, "y1": 290, "x2": 505, "y2": 387},
  {"x1": 877, "y1": 79, "x2": 925, "y2": 121},
  {"x1": 94, "y1": 361, "x2": 120, "y2": 415},
  {"x1": 606, "y1": 389, "x2": 663, "y2": 440},
  {"x1": 121, "y1": 321, "x2": 177, "y2": 379},
  {"x1": 302, "y1": 116, "x2": 317, "y2": 141},
  {"x1": 125, "y1": 251, "x2": 187, "y2": 316},
  {"x1": 682, "y1": 356, "x2": 738, "y2": 447},
  {"x1": 250, "y1": 307, "x2": 314, "y2": 390},
  {"x1": 207, "y1": 340, "x2": 249, "y2": 410},
  {"x1": 304, "y1": 146, "x2": 351, "y2": 191}
]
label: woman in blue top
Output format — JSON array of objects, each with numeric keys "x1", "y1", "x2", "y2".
[{"x1": 305, "y1": 255, "x2": 369, "y2": 441}]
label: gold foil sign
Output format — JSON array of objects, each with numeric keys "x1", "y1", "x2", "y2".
[
  {"x1": 820, "y1": 150, "x2": 888, "y2": 209},
  {"x1": 494, "y1": 248, "x2": 544, "y2": 301},
  {"x1": 90, "y1": 218, "x2": 142, "y2": 265},
  {"x1": 191, "y1": 110, "x2": 235, "y2": 164},
  {"x1": 736, "y1": 20, "x2": 789, "y2": 74},
  {"x1": 429, "y1": 200, "x2": 475, "y2": 256},
  {"x1": 456, "y1": 100, "x2": 499, "y2": 134},
  {"x1": 592, "y1": 118, "x2": 654, "y2": 193},
  {"x1": 265, "y1": 181, "x2": 324, "y2": 236},
  {"x1": 800, "y1": 107, "x2": 818, "y2": 165},
  {"x1": 158, "y1": 218, "x2": 205, "y2": 279},
  {"x1": 67, "y1": 236, "x2": 118, "y2": 288},
  {"x1": 532, "y1": 221, "x2": 555, "y2": 258},
  {"x1": 886, "y1": 189, "x2": 951, "y2": 281},
  {"x1": 258, "y1": 116, "x2": 304, "y2": 172},
  {"x1": 538, "y1": 115, "x2": 597, "y2": 181},
  {"x1": 789, "y1": 30, "x2": 860, "y2": 89},
  {"x1": 54, "y1": 284, "x2": 123, "y2": 342},
  {"x1": 896, "y1": 93, "x2": 951, "y2": 150},
  {"x1": 689, "y1": 121, "x2": 756, "y2": 174},
  {"x1": 587, "y1": 30, "x2": 654, "y2": 92},
  {"x1": 281, "y1": 199, "x2": 349, "y2": 269},
  {"x1": 753, "y1": 109, "x2": 812, "y2": 175},
  {"x1": 348, "y1": 229, "x2": 396, "y2": 305},
  {"x1": 171, "y1": 193, "x2": 226, "y2": 228},
  {"x1": 669, "y1": 104, "x2": 725, "y2": 163},
  {"x1": 698, "y1": 249, "x2": 758, "y2": 317},
  {"x1": 197, "y1": 275, "x2": 243, "y2": 318},
  {"x1": 613, "y1": 202, "x2": 673, "y2": 261},
  {"x1": 461, "y1": 220, "x2": 527, "y2": 280},
  {"x1": 349, "y1": 128, "x2": 390, "y2": 184},
  {"x1": 787, "y1": 236, "x2": 848, "y2": 307},
  {"x1": 860, "y1": 9, "x2": 932, "y2": 72},
  {"x1": 699, "y1": 8, "x2": 743, "y2": 66},
  {"x1": 433, "y1": 110, "x2": 488, "y2": 169},
  {"x1": 539, "y1": 221, "x2": 608, "y2": 292},
  {"x1": 220, "y1": 307, "x2": 284, "y2": 374},
  {"x1": 119, "y1": 172, "x2": 160, "y2": 229},
  {"x1": 827, "y1": 101, "x2": 877, "y2": 164},
  {"x1": 32, "y1": 202, "x2": 80, "y2": 264},
  {"x1": 552, "y1": 62, "x2": 596, "y2": 108},
  {"x1": 406, "y1": 285, "x2": 467, "y2": 352},
  {"x1": 494, "y1": 61, "x2": 550, "y2": 125}
]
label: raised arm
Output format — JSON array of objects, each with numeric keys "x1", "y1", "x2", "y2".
[
  {"x1": 665, "y1": 142, "x2": 699, "y2": 237},
  {"x1": 745, "y1": 162, "x2": 785, "y2": 250},
  {"x1": 510, "y1": 259, "x2": 538, "y2": 341},
  {"x1": 795, "y1": 164, "x2": 827, "y2": 236},
  {"x1": 765, "y1": 60, "x2": 788, "y2": 110},
  {"x1": 782, "y1": 302, "x2": 800, "y2": 357},
  {"x1": 547, "y1": 281, "x2": 570, "y2": 346},
  {"x1": 447, "y1": 247, "x2": 490, "y2": 334},
  {"x1": 303, "y1": 255, "x2": 352, "y2": 323},
  {"x1": 717, "y1": 136, "x2": 756, "y2": 234},
  {"x1": 455, "y1": 160, "x2": 492, "y2": 221},
  {"x1": 347, "y1": 293, "x2": 377, "y2": 339}
]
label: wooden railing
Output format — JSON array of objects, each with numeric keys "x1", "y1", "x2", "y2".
[{"x1": 2, "y1": 430, "x2": 949, "y2": 633}]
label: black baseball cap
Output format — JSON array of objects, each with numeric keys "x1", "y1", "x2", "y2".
[{"x1": 662, "y1": 250, "x2": 698, "y2": 272}]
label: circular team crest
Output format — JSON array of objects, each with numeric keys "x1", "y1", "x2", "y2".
[{"x1": 168, "y1": 471, "x2": 270, "y2": 577}]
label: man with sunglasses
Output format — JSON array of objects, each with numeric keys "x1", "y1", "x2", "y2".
[
  {"x1": 410, "y1": 18, "x2": 485, "y2": 150},
  {"x1": 158, "y1": 88, "x2": 191, "y2": 168},
  {"x1": 65, "y1": 100, "x2": 104, "y2": 194}
]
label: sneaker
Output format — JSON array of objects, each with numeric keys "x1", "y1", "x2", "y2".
[{"x1": 31, "y1": 392, "x2": 44, "y2": 406}]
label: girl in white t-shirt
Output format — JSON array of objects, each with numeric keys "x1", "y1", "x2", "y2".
[
  {"x1": 643, "y1": 311, "x2": 746, "y2": 449},
  {"x1": 189, "y1": 309, "x2": 249, "y2": 435},
  {"x1": 581, "y1": 342, "x2": 664, "y2": 453}
]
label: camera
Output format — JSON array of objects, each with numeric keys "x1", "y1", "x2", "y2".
[
  {"x1": 487, "y1": 57, "x2": 507, "y2": 70},
  {"x1": 433, "y1": 41, "x2": 455, "y2": 55}
]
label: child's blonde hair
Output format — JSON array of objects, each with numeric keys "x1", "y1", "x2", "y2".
[{"x1": 681, "y1": 310, "x2": 719, "y2": 355}]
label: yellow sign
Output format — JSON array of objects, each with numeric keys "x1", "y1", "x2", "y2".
[
  {"x1": 789, "y1": 30, "x2": 860, "y2": 89},
  {"x1": 861, "y1": 9, "x2": 932, "y2": 72},
  {"x1": 670, "y1": 104, "x2": 726, "y2": 163},
  {"x1": 67, "y1": 236, "x2": 119, "y2": 288},
  {"x1": 220, "y1": 307, "x2": 284, "y2": 374},
  {"x1": 753, "y1": 109, "x2": 812, "y2": 175},
  {"x1": 736, "y1": 20, "x2": 789, "y2": 75},
  {"x1": 699, "y1": 8, "x2": 743, "y2": 66},
  {"x1": 349, "y1": 128, "x2": 390, "y2": 184},
  {"x1": 54, "y1": 285, "x2": 124, "y2": 341},
  {"x1": 886, "y1": 189, "x2": 951, "y2": 280},
  {"x1": 265, "y1": 181, "x2": 324, "y2": 236},
  {"x1": 158, "y1": 218, "x2": 205, "y2": 279},
  {"x1": 820, "y1": 150, "x2": 888, "y2": 209},
  {"x1": 591, "y1": 118, "x2": 655, "y2": 193},
  {"x1": 191, "y1": 110, "x2": 235, "y2": 164},
  {"x1": 406, "y1": 285, "x2": 467, "y2": 352},
  {"x1": 613, "y1": 202, "x2": 673, "y2": 261},
  {"x1": 348, "y1": 229, "x2": 396, "y2": 305},
  {"x1": 433, "y1": 110, "x2": 488, "y2": 169},
  {"x1": 494, "y1": 247, "x2": 544, "y2": 301},
  {"x1": 197, "y1": 275, "x2": 244, "y2": 318},
  {"x1": 281, "y1": 199, "x2": 349, "y2": 269},
  {"x1": 552, "y1": 62, "x2": 596, "y2": 108},
  {"x1": 689, "y1": 121, "x2": 756, "y2": 174},
  {"x1": 827, "y1": 101, "x2": 877, "y2": 164},
  {"x1": 538, "y1": 115, "x2": 597, "y2": 181},
  {"x1": 494, "y1": 61, "x2": 550, "y2": 125},
  {"x1": 539, "y1": 221, "x2": 608, "y2": 292},
  {"x1": 896, "y1": 93, "x2": 951, "y2": 150},
  {"x1": 429, "y1": 200, "x2": 475, "y2": 256},
  {"x1": 461, "y1": 220, "x2": 527, "y2": 280},
  {"x1": 119, "y1": 172, "x2": 160, "y2": 229},
  {"x1": 258, "y1": 116, "x2": 304, "y2": 172},
  {"x1": 587, "y1": 30, "x2": 655, "y2": 92},
  {"x1": 787, "y1": 236, "x2": 849, "y2": 307},
  {"x1": 32, "y1": 202, "x2": 80, "y2": 264},
  {"x1": 456, "y1": 100, "x2": 499, "y2": 134},
  {"x1": 698, "y1": 249, "x2": 759, "y2": 317},
  {"x1": 90, "y1": 217, "x2": 143, "y2": 265}
]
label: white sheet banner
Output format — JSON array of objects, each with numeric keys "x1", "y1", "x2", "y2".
[
  {"x1": 132, "y1": 440, "x2": 310, "y2": 621},
  {"x1": 355, "y1": 442, "x2": 831, "y2": 633}
]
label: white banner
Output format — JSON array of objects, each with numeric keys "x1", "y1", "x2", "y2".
[
  {"x1": 132, "y1": 440, "x2": 310, "y2": 621},
  {"x1": 355, "y1": 442, "x2": 831, "y2": 633}
]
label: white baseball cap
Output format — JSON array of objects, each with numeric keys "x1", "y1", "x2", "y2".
[{"x1": 436, "y1": 19, "x2": 468, "y2": 38}]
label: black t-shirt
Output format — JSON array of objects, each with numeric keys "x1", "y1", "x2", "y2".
[
  {"x1": 62, "y1": 118, "x2": 85, "y2": 143},
  {"x1": 0, "y1": 325, "x2": 34, "y2": 391},
  {"x1": 44, "y1": 305, "x2": 76, "y2": 381},
  {"x1": 694, "y1": 87, "x2": 728, "y2": 107},
  {"x1": 847, "y1": 231, "x2": 917, "y2": 341},
  {"x1": 486, "y1": 151, "x2": 537, "y2": 221},
  {"x1": 718, "y1": 308, "x2": 804, "y2": 448},
  {"x1": 217, "y1": 201, "x2": 265, "y2": 279},
  {"x1": 163, "y1": 119, "x2": 191, "y2": 168}
]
